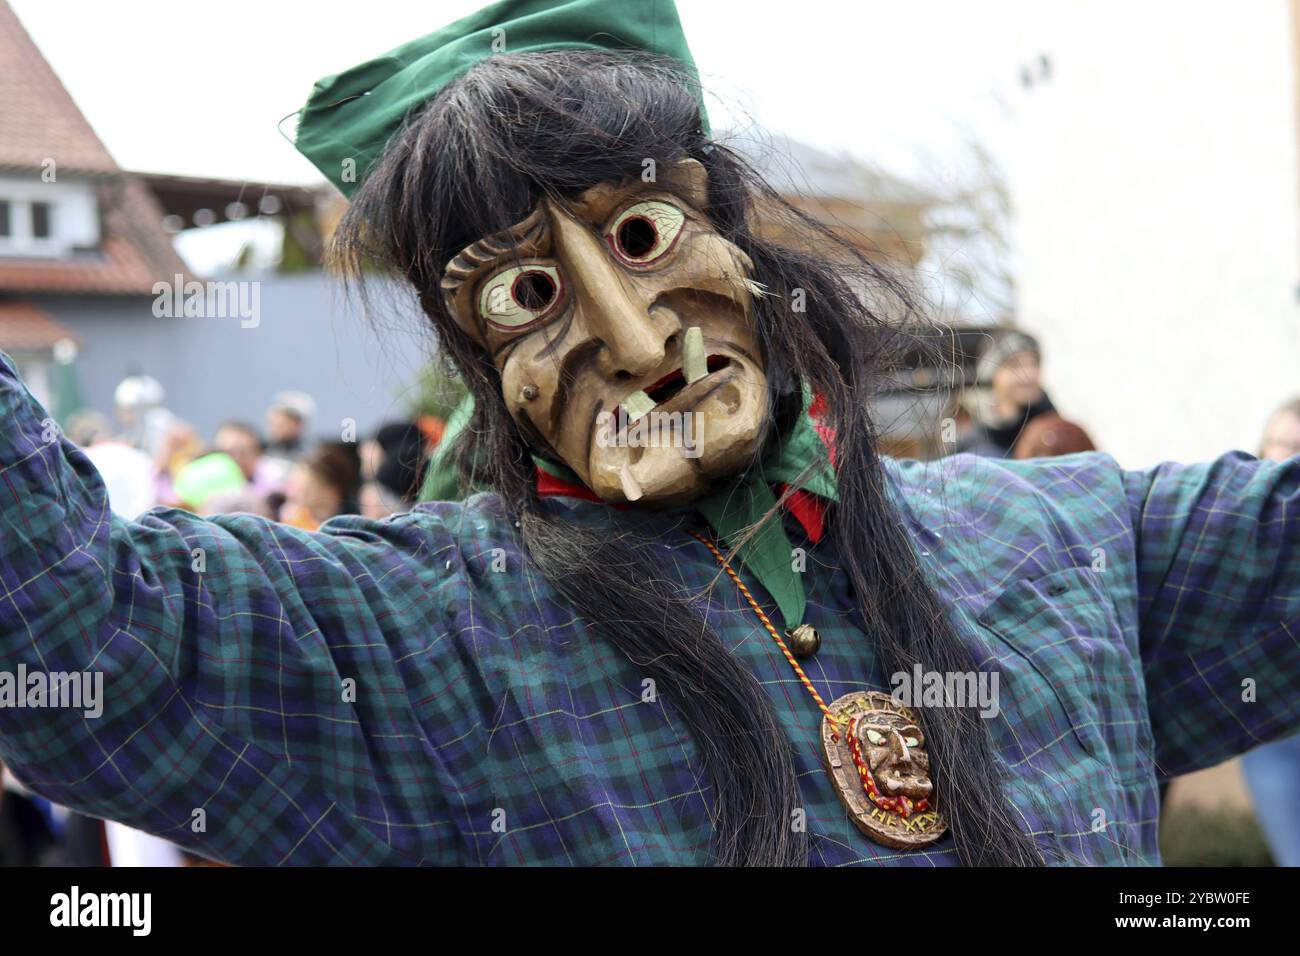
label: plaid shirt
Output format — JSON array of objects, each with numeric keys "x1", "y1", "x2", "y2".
[{"x1": 2, "y1": 352, "x2": 1297, "y2": 866}]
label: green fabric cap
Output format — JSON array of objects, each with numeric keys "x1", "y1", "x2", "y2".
[{"x1": 295, "y1": 0, "x2": 705, "y2": 197}]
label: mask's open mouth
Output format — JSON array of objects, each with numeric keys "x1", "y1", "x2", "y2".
[{"x1": 643, "y1": 355, "x2": 731, "y2": 407}]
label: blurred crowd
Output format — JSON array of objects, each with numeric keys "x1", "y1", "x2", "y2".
[
  {"x1": 62, "y1": 377, "x2": 442, "y2": 530},
  {"x1": 947, "y1": 329, "x2": 1097, "y2": 461}
]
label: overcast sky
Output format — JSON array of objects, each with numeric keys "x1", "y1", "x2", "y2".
[{"x1": 10, "y1": 0, "x2": 1034, "y2": 186}]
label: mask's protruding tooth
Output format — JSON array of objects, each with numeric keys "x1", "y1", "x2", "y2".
[
  {"x1": 619, "y1": 463, "x2": 644, "y2": 501},
  {"x1": 683, "y1": 326, "x2": 707, "y2": 384},
  {"x1": 622, "y1": 389, "x2": 656, "y2": 422}
]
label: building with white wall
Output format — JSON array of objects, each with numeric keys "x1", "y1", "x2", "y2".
[{"x1": 1010, "y1": 0, "x2": 1300, "y2": 467}]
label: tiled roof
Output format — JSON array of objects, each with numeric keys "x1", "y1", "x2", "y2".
[
  {"x1": 0, "y1": 1, "x2": 190, "y2": 293},
  {"x1": 0, "y1": 299, "x2": 79, "y2": 350},
  {"x1": 0, "y1": 2, "x2": 116, "y2": 174}
]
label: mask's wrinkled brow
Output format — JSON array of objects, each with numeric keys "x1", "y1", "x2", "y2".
[{"x1": 440, "y1": 206, "x2": 551, "y2": 300}]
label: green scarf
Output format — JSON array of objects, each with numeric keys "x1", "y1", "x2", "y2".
[{"x1": 691, "y1": 385, "x2": 836, "y2": 630}]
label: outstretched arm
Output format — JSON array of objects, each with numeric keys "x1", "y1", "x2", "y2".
[
  {"x1": 0, "y1": 353, "x2": 464, "y2": 864},
  {"x1": 1126, "y1": 452, "x2": 1300, "y2": 776}
]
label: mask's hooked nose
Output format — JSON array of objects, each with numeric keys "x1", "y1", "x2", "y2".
[{"x1": 548, "y1": 202, "x2": 674, "y2": 379}]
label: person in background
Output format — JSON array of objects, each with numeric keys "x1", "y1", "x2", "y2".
[
  {"x1": 1241, "y1": 395, "x2": 1300, "y2": 866},
  {"x1": 214, "y1": 420, "x2": 290, "y2": 504},
  {"x1": 360, "y1": 421, "x2": 432, "y2": 519},
  {"x1": 213, "y1": 421, "x2": 263, "y2": 483},
  {"x1": 1259, "y1": 397, "x2": 1300, "y2": 462},
  {"x1": 113, "y1": 373, "x2": 177, "y2": 459},
  {"x1": 264, "y1": 392, "x2": 315, "y2": 459},
  {"x1": 280, "y1": 443, "x2": 362, "y2": 530},
  {"x1": 152, "y1": 420, "x2": 204, "y2": 507},
  {"x1": 64, "y1": 409, "x2": 113, "y2": 449},
  {"x1": 1013, "y1": 412, "x2": 1097, "y2": 459},
  {"x1": 959, "y1": 330, "x2": 1057, "y2": 457},
  {"x1": 64, "y1": 408, "x2": 156, "y2": 519}
]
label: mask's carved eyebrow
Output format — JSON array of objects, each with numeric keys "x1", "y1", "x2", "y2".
[{"x1": 440, "y1": 207, "x2": 551, "y2": 301}]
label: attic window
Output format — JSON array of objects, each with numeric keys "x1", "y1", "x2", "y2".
[{"x1": 0, "y1": 178, "x2": 100, "y2": 256}]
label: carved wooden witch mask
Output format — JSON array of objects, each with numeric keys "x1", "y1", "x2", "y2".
[{"x1": 441, "y1": 159, "x2": 770, "y2": 506}]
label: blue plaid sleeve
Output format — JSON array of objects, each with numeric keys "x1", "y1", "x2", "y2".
[
  {"x1": 0, "y1": 353, "x2": 472, "y2": 864},
  {"x1": 1125, "y1": 452, "x2": 1300, "y2": 775}
]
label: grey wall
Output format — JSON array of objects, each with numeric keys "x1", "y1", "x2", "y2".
[{"x1": 32, "y1": 272, "x2": 436, "y2": 442}]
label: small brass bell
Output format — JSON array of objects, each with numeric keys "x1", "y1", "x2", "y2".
[{"x1": 787, "y1": 623, "x2": 821, "y2": 658}]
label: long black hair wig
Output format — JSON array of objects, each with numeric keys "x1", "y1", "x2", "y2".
[{"x1": 332, "y1": 50, "x2": 1043, "y2": 866}]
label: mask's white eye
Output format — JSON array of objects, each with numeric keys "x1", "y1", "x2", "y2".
[
  {"x1": 605, "y1": 200, "x2": 686, "y2": 266},
  {"x1": 904, "y1": 736, "x2": 920, "y2": 748},
  {"x1": 478, "y1": 265, "x2": 564, "y2": 331},
  {"x1": 865, "y1": 729, "x2": 886, "y2": 746}
]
